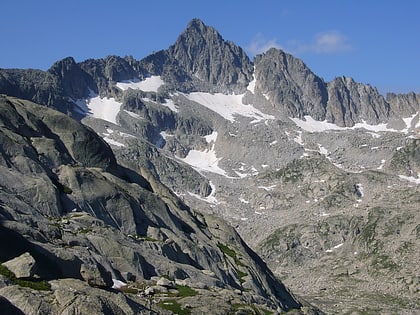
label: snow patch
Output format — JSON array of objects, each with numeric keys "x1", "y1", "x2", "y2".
[
  {"x1": 112, "y1": 279, "x2": 127, "y2": 289},
  {"x1": 185, "y1": 92, "x2": 274, "y2": 123},
  {"x1": 78, "y1": 96, "x2": 121, "y2": 124},
  {"x1": 398, "y1": 175, "x2": 420, "y2": 185},
  {"x1": 160, "y1": 131, "x2": 174, "y2": 139},
  {"x1": 204, "y1": 131, "x2": 218, "y2": 143},
  {"x1": 318, "y1": 144, "x2": 328, "y2": 155},
  {"x1": 161, "y1": 98, "x2": 178, "y2": 112},
  {"x1": 103, "y1": 137, "x2": 125, "y2": 147},
  {"x1": 179, "y1": 145, "x2": 227, "y2": 176},
  {"x1": 290, "y1": 115, "x2": 407, "y2": 134},
  {"x1": 116, "y1": 76, "x2": 164, "y2": 92},
  {"x1": 247, "y1": 74, "x2": 256, "y2": 94},
  {"x1": 325, "y1": 243, "x2": 343, "y2": 253},
  {"x1": 293, "y1": 131, "x2": 304, "y2": 145},
  {"x1": 239, "y1": 197, "x2": 249, "y2": 204}
]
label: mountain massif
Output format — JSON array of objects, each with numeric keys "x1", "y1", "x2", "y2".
[{"x1": 0, "y1": 18, "x2": 419, "y2": 314}]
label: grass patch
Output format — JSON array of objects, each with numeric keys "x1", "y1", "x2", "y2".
[
  {"x1": 119, "y1": 287, "x2": 138, "y2": 294},
  {"x1": 217, "y1": 243, "x2": 245, "y2": 267},
  {"x1": 237, "y1": 270, "x2": 248, "y2": 284},
  {"x1": 158, "y1": 300, "x2": 191, "y2": 315},
  {"x1": 0, "y1": 264, "x2": 51, "y2": 291},
  {"x1": 174, "y1": 285, "x2": 197, "y2": 297}
]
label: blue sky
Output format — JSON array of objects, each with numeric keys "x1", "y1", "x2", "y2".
[{"x1": 1, "y1": 0, "x2": 419, "y2": 94}]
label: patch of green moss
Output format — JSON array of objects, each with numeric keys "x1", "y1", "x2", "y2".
[
  {"x1": 217, "y1": 243, "x2": 245, "y2": 267},
  {"x1": 0, "y1": 264, "x2": 51, "y2": 291},
  {"x1": 158, "y1": 300, "x2": 191, "y2": 315},
  {"x1": 237, "y1": 269, "x2": 248, "y2": 284},
  {"x1": 174, "y1": 285, "x2": 197, "y2": 297},
  {"x1": 119, "y1": 287, "x2": 138, "y2": 294}
]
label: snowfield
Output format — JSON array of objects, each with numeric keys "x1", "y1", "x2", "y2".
[
  {"x1": 116, "y1": 76, "x2": 164, "y2": 92},
  {"x1": 185, "y1": 92, "x2": 274, "y2": 123},
  {"x1": 73, "y1": 95, "x2": 122, "y2": 125},
  {"x1": 180, "y1": 147, "x2": 227, "y2": 176},
  {"x1": 290, "y1": 115, "x2": 419, "y2": 134}
]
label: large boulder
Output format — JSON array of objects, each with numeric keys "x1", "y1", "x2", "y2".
[{"x1": 2, "y1": 252, "x2": 37, "y2": 279}]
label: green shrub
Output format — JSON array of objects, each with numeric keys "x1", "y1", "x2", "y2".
[{"x1": 0, "y1": 264, "x2": 51, "y2": 291}]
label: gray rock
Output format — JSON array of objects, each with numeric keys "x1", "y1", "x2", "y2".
[
  {"x1": 2, "y1": 252, "x2": 37, "y2": 279},
  {"x1": 79, "y1": 263, "x2": 113, "y2": 288},
  {"x1": 156, "y1": 277, "x2": 174, "y2": 288}
]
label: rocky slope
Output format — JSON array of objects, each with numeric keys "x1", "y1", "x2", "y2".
[
  {"x1": 0, "y1": 95, "x2": 320, "y2": 314},
  {"x1": 0, "y1": 18, "x2": 419, "y2": 314}
]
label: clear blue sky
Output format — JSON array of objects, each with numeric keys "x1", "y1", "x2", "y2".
[{"x1": 1, "y1": 0, "x2": 419, "y2": 94}]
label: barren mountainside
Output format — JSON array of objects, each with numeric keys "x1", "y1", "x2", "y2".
[{"x1": 0, "y1": 18, "x2": 419, "y2": 314}]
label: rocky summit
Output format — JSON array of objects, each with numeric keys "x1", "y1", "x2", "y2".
[{"x1": 0, "y1": 18, "x2": 419, "y2": 314}]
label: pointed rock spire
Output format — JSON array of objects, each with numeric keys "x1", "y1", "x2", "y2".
[{"x1": 167, "y1": 19, "x2": 253, "y2": 92}]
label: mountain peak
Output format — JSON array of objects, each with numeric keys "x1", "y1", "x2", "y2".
[
  {"x1": 186, "y1": 18, "x2": 208, "y2": 31},
  {"x1": 167, "y1": 19, "x2": 253, "y2": 92}
]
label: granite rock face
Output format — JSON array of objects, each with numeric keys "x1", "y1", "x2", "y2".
[
  {"x1": 0, "y1": 95, "x2": 312, "y2": 314},
  {"x1": 166, "y1": 18, "x2": 254, "y2": 93}
]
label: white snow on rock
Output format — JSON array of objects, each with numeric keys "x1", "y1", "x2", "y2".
[
  {"x1": 73, "y1": 93, "x2": 122, "y2": 125},
  {"x1": 178, "y1": 145, "x2": 227, "y2": 176},
  {"x1": 399, "y1": 174, "x2": 420, "y2": 185},
  {"x1": 204, "y1": 131, "x2": 218, "y2": 143},
  {"x1": 325, "y1": 243, "x2": 344, "y2": 253},
  {"x1": 160, "y1": 131, "x2": 174, "y2": 139},
  {"x1": 161, "y1": 98, "x2": 179, "y2": 112},
  {"x1": 290, "y1": 115, "x2": 404, "y2": 133},
  {"x1": 318, "y1": 144, "x2": 328, "y2": 156},
  {"x1": 293, "y1": 131, "x2": 304, "y2": 145},
  {"x1": 116, "y1": 76, "x2": 164, "y2": 92},
  {"x1": 103, "y1": 137, "x2": 125, "y2": 147},
  {"x1": 402, "y1": 112, "x2": 419, "y2": 131},
  {"x1": 102, "y1": 129, "x2": 126, "y2": 147},
  {"x1": 87, "y1": 96, "x2": 122, "y2": 124},
  {"x1": 247, "y1": 74, "x2": 256, "y2": 94},
  {"x1": 112, "y1": 279, "x2": 127, "y2": 289},
  {"x1": 239, "y1": 197, "x2": 249, "y2": 204},
  {"x1": 185, "y1": 92, "x2": 274, "y2": 123}
]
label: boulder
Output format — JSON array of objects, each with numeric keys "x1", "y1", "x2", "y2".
[
  {"x1": 79, "y1": 263, "x2": 113, "y2": 288},
  {"x1": 2, "y1": 252, "x2": 37, "y2": 279}
]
